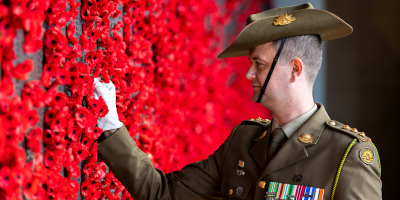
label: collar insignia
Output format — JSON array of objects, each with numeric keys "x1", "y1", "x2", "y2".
[{"x1": 298, "y1": 133, "x2": 313, "y2": 144}]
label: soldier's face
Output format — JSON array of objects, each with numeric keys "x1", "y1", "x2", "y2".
[{"x1": 245, "y1": 42, "x2": 289, "y2": 104}]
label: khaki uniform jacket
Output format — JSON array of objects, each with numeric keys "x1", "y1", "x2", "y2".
[{"x1": 98, "y1": 104, "x2": 382, "y2": 199}]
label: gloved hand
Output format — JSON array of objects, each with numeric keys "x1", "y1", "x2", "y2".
[{"x1": 93, "y1": 77, "x2": 123, "y2": 131}]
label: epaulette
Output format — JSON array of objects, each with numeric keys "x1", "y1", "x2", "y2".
[
  {"x1": 241, "y1": 117, "x2": 271, "y2": 129},
  {"x1": 325, "y1": 120, "x2": 372, "y2": 143}
]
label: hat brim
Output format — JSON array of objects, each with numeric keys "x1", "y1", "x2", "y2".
[{"x1": 218, "y1": 9, "x2": 353, "y2": 59}]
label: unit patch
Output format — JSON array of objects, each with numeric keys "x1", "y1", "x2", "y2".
[{"x1": 359, "y1": 147, "x2": 375, "y2": 165}]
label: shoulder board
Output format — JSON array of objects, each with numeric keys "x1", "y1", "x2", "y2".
[
  {"x1": 241, "y1": 117, "x2": 271, "y2": 128},
  {"x1": 325, "y1": 120, "x2": 372, "y2": 143}
]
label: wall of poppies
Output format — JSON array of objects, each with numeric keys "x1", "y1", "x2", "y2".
[{"x1": 0, "y1": 0, "x2": 271, "y2": 199}]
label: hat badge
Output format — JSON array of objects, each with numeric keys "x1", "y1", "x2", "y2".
[{"x1": 274, "y1": 13, "x2": 296, "y2": 26}]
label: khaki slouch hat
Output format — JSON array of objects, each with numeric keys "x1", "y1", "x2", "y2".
[{"x1": 218, "y1": 2, "x2": 353, "y2": 59}]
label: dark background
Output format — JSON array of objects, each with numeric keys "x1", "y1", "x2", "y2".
[{"x1": 327, "y1": 0, "x2": 400, "y2": 198}]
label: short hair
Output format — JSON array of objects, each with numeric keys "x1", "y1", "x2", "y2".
[{"x1": 273, "y1": 35, "x2": 322, "y2": 88}]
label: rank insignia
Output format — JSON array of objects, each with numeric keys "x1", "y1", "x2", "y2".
[
  {"x1": 238, "y1": 160, "x2": 245, "y2": 168},
  {"x1": 298, "y1": 133, "x2": 313, "y2": 144},
  {"x1": 236, "y1": 186, "x2": 243, "y2": 196},
  {"x1": 237, "y1": 169, "x2": 245, "y2": 176},
  {"x1": 359, "y1": 147, "x2": 374, "y2": 164}
]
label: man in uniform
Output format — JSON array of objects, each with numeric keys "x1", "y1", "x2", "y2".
[{"x1": 94, "y1": 3, "x2": 382, "y2": 199}]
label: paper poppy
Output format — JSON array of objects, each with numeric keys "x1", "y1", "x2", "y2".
[{"x1": 12, "y1": 59, "x2": 34, "y2": 80}]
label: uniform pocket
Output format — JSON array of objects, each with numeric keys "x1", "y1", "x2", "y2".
[{"x1": 220, "y1": 174, "x2": 253, "y2": 199}]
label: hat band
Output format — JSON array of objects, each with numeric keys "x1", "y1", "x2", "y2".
[{"x1": 256, "y1": 37, "x2": 286, "y2": 103}]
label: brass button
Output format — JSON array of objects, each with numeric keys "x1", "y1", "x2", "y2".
[
  {"x1": 343, "y1": 125, "x2": 351, "y2": 130},
  {"x1": 256, "y1": 117, "x2": 262, "y2": 121},
  {"x1": 258, "y1": 181, "x2": 266, "y2": 189},
  {"x1": 328, "y1": 120, "x2": 336, "y2": 126},
  {"x1": 351, "y1": 128, "x2": 358, "y2": 133},
  {"x1": 250, "y1": 118, "x2": 255, "y2": 121},
  {"x1": 229, "y1": 188, "x2": 233, "y2": 195}
]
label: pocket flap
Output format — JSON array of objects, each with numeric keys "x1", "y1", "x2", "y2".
[{"x1": 221, "y1": 175, "x2": 253, "y2": 199}]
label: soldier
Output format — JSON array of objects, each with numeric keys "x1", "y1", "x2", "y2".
[{"x1": 94, "y1": 3, "x2": 382, "y2": 200}]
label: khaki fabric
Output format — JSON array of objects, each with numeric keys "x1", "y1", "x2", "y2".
[{"x1": 98, "y1": 103, "x2": 382, "y2": 199}]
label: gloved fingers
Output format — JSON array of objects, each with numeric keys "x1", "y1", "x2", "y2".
[
  {"x1": 94, "y1": 91, "x2": 99, "y2": 100},
  {"x1": 93, "y1": 77, "x2": 101, "y2": 85},
  {"x1": 105, "y1": 80, "x2": 115, "y2": 91},
  {"x1": 95, "y1": 82, "x2": 112, "y2": 97}
]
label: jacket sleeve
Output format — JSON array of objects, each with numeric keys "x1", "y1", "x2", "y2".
[
  {"x1": 334, "y1": 140, "x2": 382, "y2": 200},
  {"x1": 98, "y1": 124, "x2": 239, "y2": 200}
]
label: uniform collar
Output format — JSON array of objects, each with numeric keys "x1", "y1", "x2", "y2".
[
  {"x1": 271, "y1": 104, "x2": 318, "y2": 139},
  {"x1": 249, "y1": 103, "x2": 330, "y2": 172}
]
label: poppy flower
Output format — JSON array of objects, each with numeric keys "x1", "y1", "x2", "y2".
[
  {"x1": 67, "y1": 22, "x2": 79, "y2": 44},
  {"x1": 23, "y1": 38, "x2": 43, "y2": 53},
  {"x1": 74, "y1": 144, "x2": 89, "y2": 162},
  {"x1": 69, "y1": 179, "x2": 80, "y2": 194},
  {"x1": 93, "y1": 127, "x2": 103, "y2": 139},
  {"x1": 43, "y1": 129, "x2": 53, "y2": 145},
  {"x1": 0, "y1": 167, "x2": 15, "y2": 190},
  {"x1": 53, "y1": 138, "x2": 67, "y2": 150},
  {"x1": 92, "y1": 162, "x2": 106, "y2": 179},
  {"x1": 0, "y1": 74, "x2": 14, "y2": 98},
  {"x1": 50, "y1": 92, "x2": 68, "y2": 109},
  {"x1": 12, "y1": 59, "x2": 34, "y2": 80},
  {"x1": 44, "y1": 108, "x2": 58, "y2": 124},
  {"x1": 85, "y1": 51, "x2": 102, "y2": 65},
  {"x1": 26, "y1": 109, "x2": 39, "y2": 126},
  {"x1": 81, "y1": 180, "x2": 92, "y2": 196},
  {"x1": 55, "y1": 68, "x2": 71, "y2": 85},
  {"x1": 96, "y1": 18, "x2": 110, "y2": 32},
  {"x1": 83, "y1": 162, "x2": 96, "y2": 177},
  {"x1": 75, "y1": 106, "x2": 91, "y2": 128},
  {"x1": 27, "y1": 138, "x2": 42, "y2": 153},
  {"x1": 88, "y1": 29, "x2": 100, "y2": 42},
  {"x1": 50, "y1": 116, "x2": 67, "y2": 132},
  {"x1": 67, "y1": 125, "x2": 83, "y2": 142},
  {"x1": 65, "y1": 163, "x2": 81, "y2": 179},
  {"x1": 97, "y1": 96, "x2": 109, "y2": 117},
  {"x1": 80, "y1": 34, "x2": 96, "y2": 52},
  {"x1": 81, "y1": 135, "x2": 94, "y2": 150},
  {"x1": 44, "y1": 150, "x2": 58, "y2": 168},
  {"x1": 23, "y1": 177, "x2": 39, "y2": 199}
]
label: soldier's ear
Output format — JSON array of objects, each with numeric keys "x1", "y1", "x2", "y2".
[{"x1": 290, "y1": 57, "x2": 304, "y2": 83}]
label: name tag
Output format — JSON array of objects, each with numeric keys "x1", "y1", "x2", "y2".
[{"x1": 266, "y1": 182, "x2": 324, "y2": 200}]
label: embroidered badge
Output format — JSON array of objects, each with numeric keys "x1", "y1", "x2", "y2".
[
  {"x1": 274, "y1": 13, "x2": 296, "y2": 26},
  {"x1": 298, "y1": 133, "x2": 313, "y2": 144},
  {"x1": 359, "y1": 147, "x2": 374, "y2": 164}
]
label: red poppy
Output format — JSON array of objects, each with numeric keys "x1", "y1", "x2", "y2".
[
  {"x1": 67, "y1": 22, "x2": 79, "y2": 44},
  {"x1": 44, "y1": 150, "x2": 58, "y2": 168},
  {"x1": 44, "y1": 108, "x2": 58, "y2": 124},
  {"x1": 43, "y1": 129, "x2": 53, "y2": 145},
  {"x1": 80, "y1": 34, "x2": 96, "y2": 52},
  {"x1": 0, "y1": 167, "x2": 15, "y2": 190},
  {"x1": 88, "y1": 29, "x2": 100, "y2": 42},
  {"x1": 50, "y1": 116, "x2": 67, "y2": 132},
  {"x1": 81, "y1": 179, "x2": 92, "y2": 196},
  {"x1": 66, "y1": 163, "x2": 81, "y2": 179},
  {"x1": 92, "y1": 162, "x2": 106, "y2": 179},
  {"x1": 67, "y1": 125, "x2": 83, "y2": 142},
  {"x1": 93, "y1": 127, "x2": 103, "y2": 139},
  {"x1": 26, "y1": 109, "x2": 39, "y2": 126},
  {"x1": 85, "y1": 50, "x2": 103, "y2": 65},
  {"x1": 0, "y1": 74, "x2": 14, "y2": 98},
  {"x1": 98, "y1": 96, "x2": 109, "y2": 117},
  {"x1": 75, "y1": 105, "x2": 91, "y2": 128},
  {"x1": 53, "y1": 138, "x2": 67, "y2": 150},
  {"x1": 96, "y1": 18, "x2": 110, "y2": 32},
  {"x1": 81, "y1": 135, "x2": 94, "y2": 150},
  {"x1": 74, "y1": 144, "x2": 89, "y2": 162},
  {"x1": 55, "y1": 68, "x2": 71, "y2": 85},
  {"x1": 12, "y1": 59, "x2": 34, "y2": 80},
  {"x1": 23, "y1": 177, "x2": 39, "y2": 199}
]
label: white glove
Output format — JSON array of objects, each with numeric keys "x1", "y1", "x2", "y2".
[{"x1": 93, "y1": 77, "x2": 123, "y2": 131}]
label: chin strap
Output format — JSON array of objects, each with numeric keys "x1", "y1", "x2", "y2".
[{"x1": 256, "y1": 37, "x2": 287, "y2": 103}]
